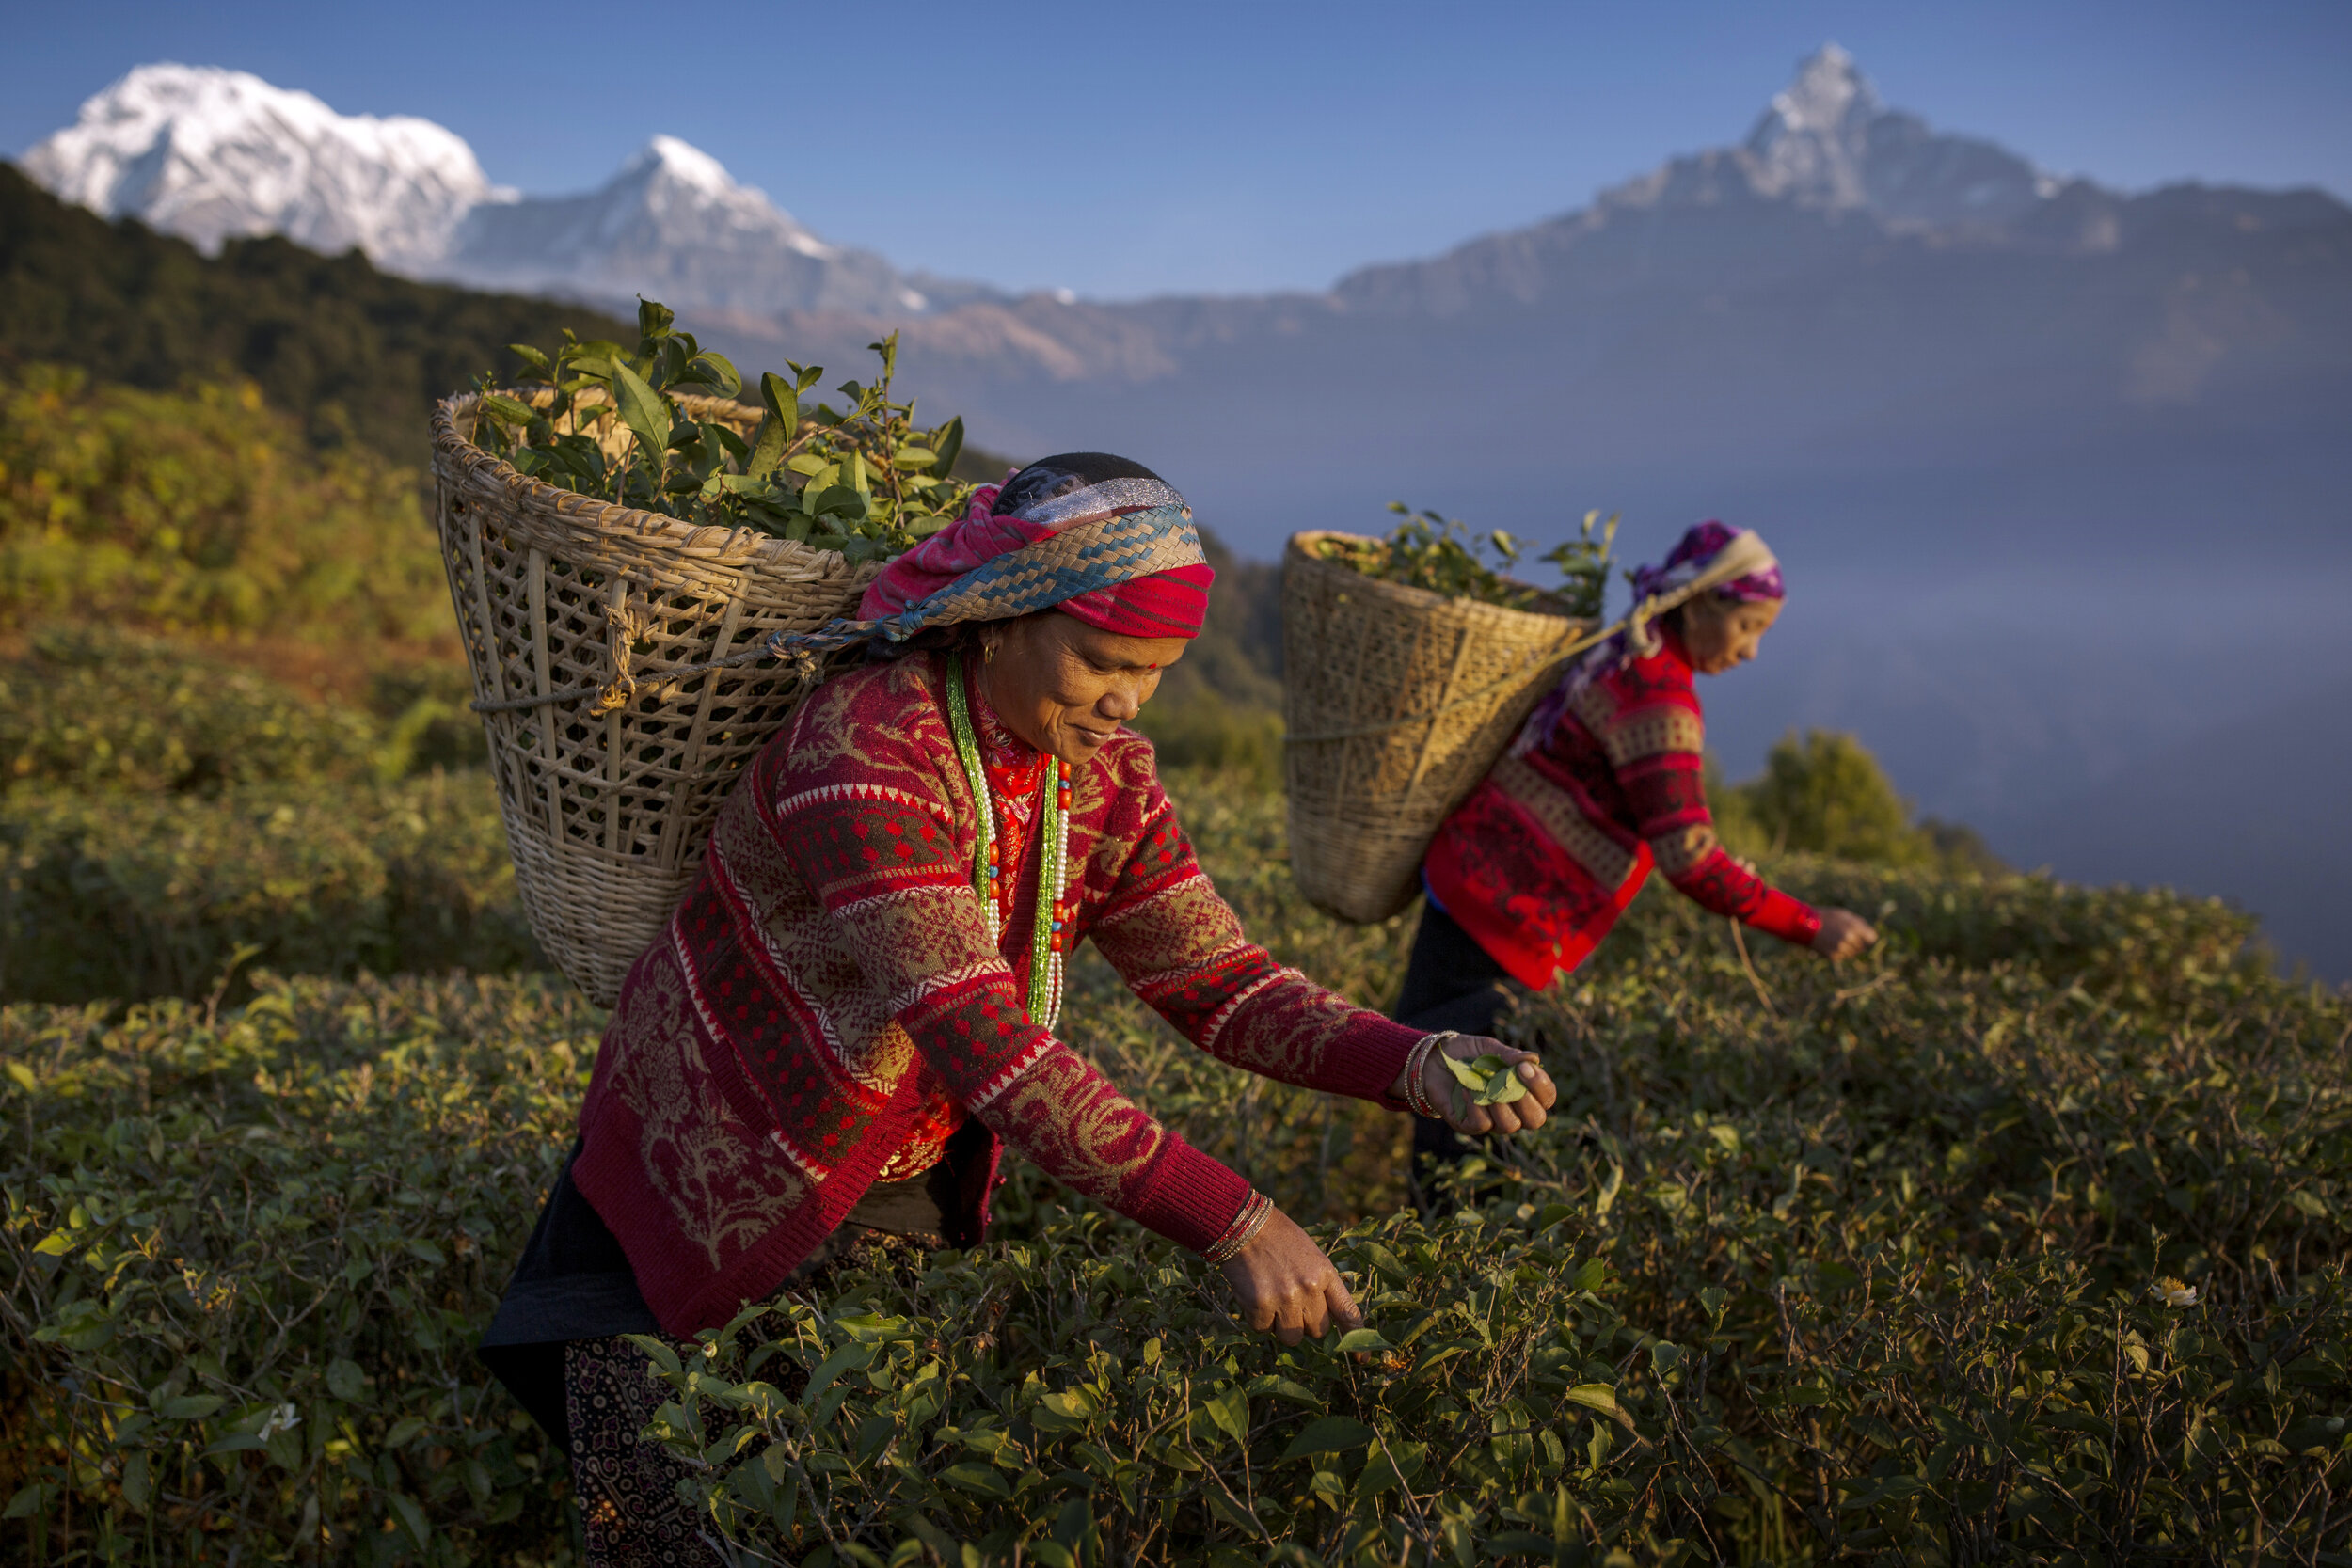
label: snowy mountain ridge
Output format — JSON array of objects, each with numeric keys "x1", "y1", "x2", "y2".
[
  {"x1": 19, "y1": 63, "x2": 970, "y2": 316},
  {"x1": 20, "y1": 63, "x2": 506, "y2": 272}
]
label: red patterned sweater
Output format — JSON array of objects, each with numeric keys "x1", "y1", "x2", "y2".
[
  {"x1": 573, "y1": 653, "x2": 1424, "y2": 1334},
  {"x1": 1423, "y1": 629, "x2": 1821, "y2": 990}
]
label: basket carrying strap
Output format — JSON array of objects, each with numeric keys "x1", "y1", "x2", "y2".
[{"x1": 1284, "y1": 532, "x2": 1778, "y2": 745}]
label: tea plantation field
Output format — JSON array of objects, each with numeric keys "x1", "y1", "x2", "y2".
[{"x1": 4, "y1": 637, "x2": 2349, "y2": 1565}]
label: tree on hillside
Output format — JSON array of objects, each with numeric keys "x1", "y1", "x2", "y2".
[{"x1": 1741, "y1": 728, "x2": 1934, "y2": 867}]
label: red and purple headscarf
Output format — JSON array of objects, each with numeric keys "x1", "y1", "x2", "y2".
[
  {"x1": 857, "y1": 452, "x2": 1213, "y2": 641},
  {"x1": 1631, "y1": 520, "x2": 1784, "y2": 610}
]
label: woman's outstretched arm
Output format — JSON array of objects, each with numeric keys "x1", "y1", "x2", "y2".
[{"x1": 1084, "y1": 787, "x2": 1426, "y2": 1106}]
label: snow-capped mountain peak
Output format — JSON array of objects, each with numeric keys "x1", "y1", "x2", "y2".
[
  {"x1": 1727, "y1": 44, "x2": 2052, "y2": 226},
  {"x1": 629, "y1": 135, "x2": 733, "y2": 198},
  {"x1": 1761, "y1": 42, "x2": 1880, "y2": 143},
  {"x1": 1744, "y1": 43, "x2": 1891, "y2": 210},
  {"x1": 21, "y1": 62, "x2": 504, "y2": 269}
]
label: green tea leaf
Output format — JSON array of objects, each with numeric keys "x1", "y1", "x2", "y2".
[
  {"x1": 609, "y1": 357, "x2": 672, "y2": 468},
  {"x1": 1281, "y1": 1416, "x2": 1376, "y2": 1460},
  {"x1": 389, "y1": 1491, "x2": 431, "y2": 1548},
  {"x1": 326, "y1": 1358, "x2": 370, "y2": 1404},
  {"x1": 1440, "y1": 1052, "x2": 1530, "y2": 1106},
  {"x1": 933, "y1": 416, "x2": 966, "y2": 478}
]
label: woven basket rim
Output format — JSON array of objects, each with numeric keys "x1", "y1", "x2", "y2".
[
  {"x1": 433, "y1": 388, "x2": 865, "y2": 581},
  {"x1": 1284, "y1": 529, "x2": 1583, "y2": 633}
]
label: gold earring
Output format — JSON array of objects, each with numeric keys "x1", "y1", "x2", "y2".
[{"x1": 983, "y1": 642, "x2": 998, "y2": 663}]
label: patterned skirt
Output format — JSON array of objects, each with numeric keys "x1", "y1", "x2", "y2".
[{"x1": 562, "y1": 1227, "x2": 939, "y2": 1567}]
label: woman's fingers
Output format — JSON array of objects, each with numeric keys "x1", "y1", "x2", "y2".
[{"x1": 1327, "y1": 1276, "x2": 1365, "y2": 1333}]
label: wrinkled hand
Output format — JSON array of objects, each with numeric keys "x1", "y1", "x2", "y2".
[
  {"x1": 1393, "y1": 1035, "x2": 1557, "y2": 1136},
  {"x1": 1219, "y1": 1208, "x2": 1362, "y2": 1346},
  {"x1": 1812, "y1": 907, "x2": 1880, "y2": 962}
]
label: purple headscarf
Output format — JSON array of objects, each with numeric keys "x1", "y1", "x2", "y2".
[
  {"x1": 1515, "y1": 520, "x2": 1784, "y2": 755},
  {"x1": 1632, "y1": 520, "x2": 1785, "y2": 606}
]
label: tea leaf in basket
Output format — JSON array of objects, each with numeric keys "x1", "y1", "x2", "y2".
[
  {"x1": 477, "y1": 301, "x2": 979, "y2": 559},
  {"x1": 610, "y1": 358, "x2": 671, "y2": 464}
]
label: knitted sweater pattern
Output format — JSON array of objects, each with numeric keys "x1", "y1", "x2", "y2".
[
  {"x1": 1424, "y1": 632, "x2": 1821, "y2": 990},
  {"x1": 573, "y1": 653, "x2": 1422, "y2": 1334}
]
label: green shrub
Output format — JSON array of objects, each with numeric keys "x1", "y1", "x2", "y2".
[
  {"x1": 1131, "y1": 703, "x2": 1286, "y2": 794},
  {"x1": 0, "y1": 771, "x2": 538, "y2": 1004},
  {"x1": 1, "y1": 973, "x2": 598, "y2": 1564}
]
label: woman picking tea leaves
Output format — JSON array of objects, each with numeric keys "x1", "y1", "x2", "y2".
[
  {"x1": 481, "y1": 454, "x2": 1555, "y2": 1565},
  {"x1": 1401, "y1": 521, "x2": 1877, "y2": 1177}
]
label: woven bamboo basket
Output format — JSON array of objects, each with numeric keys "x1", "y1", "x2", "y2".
[
  {"x1": 431, "y1": 390, "x2": 882, "y2": 1005},
  {"x1": 1281, "y1": 531, "x2": 1592, "y2": 925}
]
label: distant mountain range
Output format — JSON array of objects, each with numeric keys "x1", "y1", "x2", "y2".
[
  {"x1": 17, "y1": 49, "x2": 2352, "y2": 977},
  {"x1": 27, "y1": 52, "x2": 2347, "y2": 558}
]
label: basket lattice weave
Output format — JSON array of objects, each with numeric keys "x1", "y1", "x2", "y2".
[
  {"x1": 1281, "y1": 531, "x2": 1590, "y2": 925},
  {"x1": 431, "y1": 391, "x2": 881, "y2": 1005}
]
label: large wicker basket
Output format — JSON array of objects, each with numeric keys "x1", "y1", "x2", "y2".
[
  {"x1": 431, "y1": 390, "x2": 882, "y2": 1005},
  {"x1": 1280, "y1": 531, "x2": 1592, "y2": 924}
]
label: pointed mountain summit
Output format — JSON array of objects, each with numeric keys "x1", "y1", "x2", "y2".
[
  {"x1": 1597, "y1": 43, "x2": 2056, "y2": 228},
  {"x1": 20, "y1": 63, "x2": 504, "y2": 271},
  {"x1": 1740, "y1": 43, "x2": 2054, "y2": 225}
]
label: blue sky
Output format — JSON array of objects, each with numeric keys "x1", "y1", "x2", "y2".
[{"x1": 6, "y1": 0, "x2": 2348, "y2": 298}]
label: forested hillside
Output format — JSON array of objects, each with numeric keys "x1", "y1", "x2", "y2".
[{"x1": 0, "y1": 164, "x2": 630, "y2": 466}]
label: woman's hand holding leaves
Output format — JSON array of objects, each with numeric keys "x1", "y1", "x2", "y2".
[{"x1": 1398, "y1": 1035, "x2": 1556, "y2": 1135}]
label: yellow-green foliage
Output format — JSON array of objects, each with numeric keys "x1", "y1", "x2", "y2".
[
  {"x1": 0, "y1": 630, "x2": 532, "y2": 1005},
  {"x1": 0, "y1": 367, "x2": 446, "y2": 641},
  {"x1": 0, "y1": 627, "x2": 377, "y2": 795}
]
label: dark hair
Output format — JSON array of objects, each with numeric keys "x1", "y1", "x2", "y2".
[{"x1": 993, "y1": 452, "x2": 1165, "y2": 515}]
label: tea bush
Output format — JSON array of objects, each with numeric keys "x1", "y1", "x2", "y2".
[
  {"x1": 637, "y1": 824, "x2": 2352, "y2": 1565},
  {"x1": 0, "y1": 771, "x2": 537, "y2": 1005},
  {"x1": 2, "y1": 974, "x2": 599, "y2": 1564},
  {"x1": 0, "y1": 628, "x2": 379, "y2": 796},
  {"x1": 4, "y1": 770, "x2": 2346, "y2": 1563}
]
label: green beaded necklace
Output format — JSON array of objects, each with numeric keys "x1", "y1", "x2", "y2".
[{"x1": 946, "y1": 654, "x2": 1072, "y2": 1032}]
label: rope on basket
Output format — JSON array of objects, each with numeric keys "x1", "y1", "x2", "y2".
[
  {"x1": 468, "y1": 624, "x2": 824, "y2": 716},
  {"x1": 1283, "y1": 531, "x2": 1778, "y2": 745}
]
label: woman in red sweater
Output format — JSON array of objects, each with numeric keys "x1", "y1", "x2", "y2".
[
  {"x1": 482, "y1": 453, "x2": 1555, "y2": 1565},
  {"x1": 1407, "y1": 521, "x2": 1878, "y2": 1175}
]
